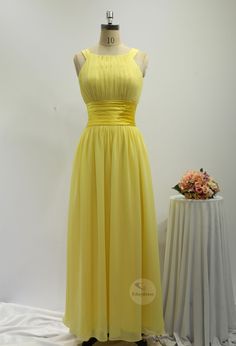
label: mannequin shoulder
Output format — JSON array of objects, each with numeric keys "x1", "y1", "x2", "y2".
[
  {"x1": 135, "y1": 49, "x2": 149, "y2": 78},
  {"x1": 73, "y1": 51, "x2": 86, "y2": 65},
  {"x1": 73, "y1": 50, "x2": 86, "y2": 76},
  {"x1": 137, "y1": 49, "x2": 149, "y2": 66},
  {"x1": 73, "y1": 50, "x2": 86, "y2": 63}
]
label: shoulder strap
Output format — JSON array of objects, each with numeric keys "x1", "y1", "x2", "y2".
[
  {"x1": 81, "y1": 49, "x2": 89, "y2": 59},
  {"x1": 129, "y1": 48, "x2": 139, "y2": 59}
]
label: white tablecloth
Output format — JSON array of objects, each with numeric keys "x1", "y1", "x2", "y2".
[{"x1": 162, "y1": 194, "x2": 236, "y2": 346}]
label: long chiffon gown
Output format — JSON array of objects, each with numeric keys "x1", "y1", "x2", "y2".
[{"x1": 62, "y1": 47, "x2": 165, "y2": 342}]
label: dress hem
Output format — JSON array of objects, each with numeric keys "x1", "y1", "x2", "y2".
[{"x1": 63, "y1": 317, "x2": 165, "y2": 343}]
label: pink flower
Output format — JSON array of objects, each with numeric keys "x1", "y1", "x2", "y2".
[{"x1": 196, "y1": 186, "x2": 203, "y2": 194}]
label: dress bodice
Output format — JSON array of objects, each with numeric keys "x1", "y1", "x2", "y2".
[{"x1": 78, "y1": 48, "x2": 144, "y2": 105}]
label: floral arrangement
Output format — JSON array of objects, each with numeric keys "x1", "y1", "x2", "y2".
[{"x1": 172, "y1": 168, "x2": 220, "y2": 199}]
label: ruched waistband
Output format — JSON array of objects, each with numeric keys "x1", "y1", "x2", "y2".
[{"x1": 86, "y1": 100, "x2": 137, "y2": 126}]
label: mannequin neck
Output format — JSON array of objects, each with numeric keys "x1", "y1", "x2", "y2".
[
  {"x1": 99, "y1": 28, "x2": 122, "y2": 47},
  {"x1": 90, "y1": 28, "x2": 129, "y2": 54}
]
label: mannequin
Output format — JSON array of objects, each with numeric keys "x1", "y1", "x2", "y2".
[
  {"x1": 74, "y1": 14, "x2": 149, "y2": 79},
  {"x1": 74, "y1": 10, "x2": 150, "y2": 346}
]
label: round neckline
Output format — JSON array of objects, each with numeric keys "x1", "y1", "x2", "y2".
[{"x1": 87, "y1": 47, "x2": 134, "y2": 57}]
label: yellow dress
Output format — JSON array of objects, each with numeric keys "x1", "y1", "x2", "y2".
[{"x1": 63, "y1": 47, "x2": 165, "y2": 342}]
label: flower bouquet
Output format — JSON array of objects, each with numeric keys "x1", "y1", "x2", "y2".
[{"x1": 172, "y1": 168, "x2": 220, "y2": 199}]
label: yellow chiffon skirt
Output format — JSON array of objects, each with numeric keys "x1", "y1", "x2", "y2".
[{"x1": 63, "y1": 101, "x2": 165, "y2": 342}]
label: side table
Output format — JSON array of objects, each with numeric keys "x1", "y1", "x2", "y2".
[{"x1": 162, "y1": 194, "x2": 236, "y2": 345}]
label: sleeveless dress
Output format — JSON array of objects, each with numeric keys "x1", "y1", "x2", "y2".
[{"x1": 63, "y1": 47, "x2": 165, "y2": 342}]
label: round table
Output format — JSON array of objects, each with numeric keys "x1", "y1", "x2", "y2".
[{"x1": 162, "y1": 194, "x2": 236, "y2": 345}]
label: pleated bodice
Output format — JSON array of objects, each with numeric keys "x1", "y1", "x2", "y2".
[{"x1": 78, "y1": 48, "x2": 143, "y2": 103}]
